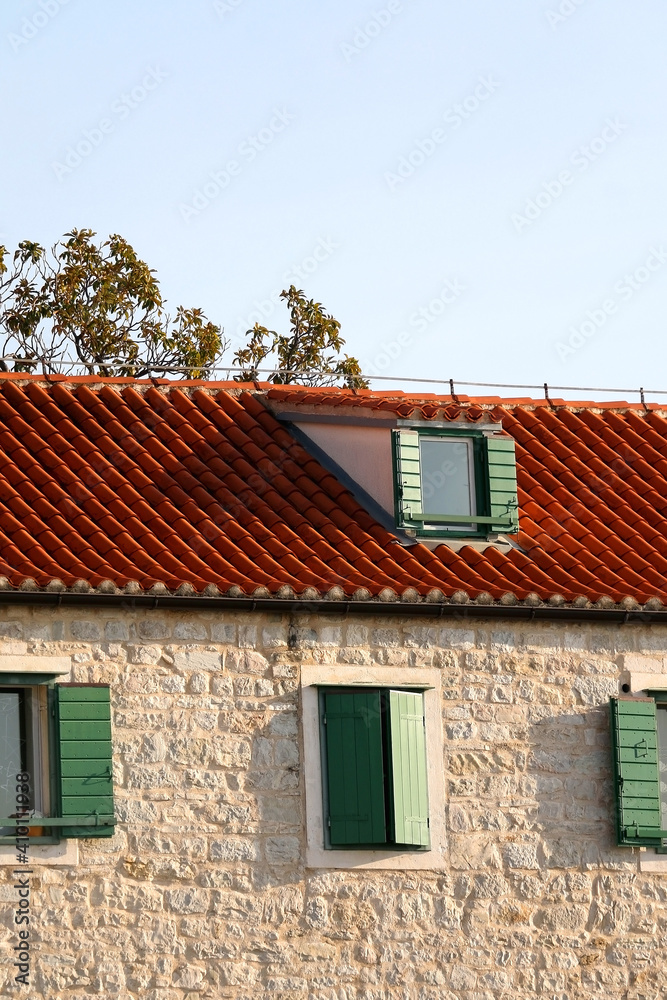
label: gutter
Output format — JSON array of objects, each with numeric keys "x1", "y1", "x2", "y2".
[{"x1": 0, "y1": 590, "x2": 664, "y2": 624}]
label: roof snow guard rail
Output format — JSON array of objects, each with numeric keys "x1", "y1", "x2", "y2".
[{"x1": 0, "y1": 362, "x2": 662, "y2": 403}]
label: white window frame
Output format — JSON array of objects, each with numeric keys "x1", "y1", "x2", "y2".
[
  {"x1": 419, "y1": 434, "x2": 477, "y2": 526},
  {"x1": 0, "y1": 684, "x2": 51, "y2": 824},
  {"x1": 301, "y1": 664, "x2": 446, "y2": 870}
]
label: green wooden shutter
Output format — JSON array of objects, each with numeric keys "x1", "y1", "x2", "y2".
[
  {"x1": 610, "y1": 697, "x2": 667, "y2": 845},
  {"x1": 56, "y1": 685, "x2": 115, "y2": 838},
  {"x1": 322, "y1": 690, "x2": 387, "y2": 847},
  {"x1": 486, "y1": 436, "x2": 519, "y2": 533},
  {"x1": 392, "y1": 429, "x2": 422, "y2": 526},
  {"x1": 388, "y1": 691, "x2": 430, "y2": 848}
]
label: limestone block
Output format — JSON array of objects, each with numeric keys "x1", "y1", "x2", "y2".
[
  {"x1": 268, "y1": 710, "x2": 298, "y2": 737},
  {"x1": 346, "y1": 624, "x2": 369, "y2": 646},
  {"x1": 210, "y1": 838, "x2": 259, "y2": 861},
  {"x1": 189, "y1": 671, "x2": 209, "y2": 693},
  {"x1": 70, "y1": 619, "x2": 102, "y2": 640},
  {"x1": 128, "y1": 643, "x2": 163, "y2": 665},
  {"x1": 211, "y1": 623, "x2": 237, "y2": 642},
  {"x1": 502, "y1": 843, "x2": 539, "y2": 870},
  {"x1": 0, "y1": 621, "x2": 23, "y2": 638},
  {"x1": 274, "y1": 739, "x2": 299, "y2": 767},
  {"x1": 265, "y1": 836, "x2": 301, "y2": 864},
  {"x1": 226, "y1": 648, "x2": 269, "y2": 674},
  {"x1": 440, "y1": 628, "x2": 475, "y2": 650},
  {"x1": 173, "y1": 649, "x2": 222, "y2": 671},
  {"x1": 137, "y1": 618, "x2": 171, "y2": 640},
  {"x1": 174, "y1": 621, "x2": 208, "y2": 640},
  {"x1": 164, "y1": 888, "x2": 209, "y2": 913},
  {"x1": 572, "y1": 675, "x2": 620, "y2": 705}
]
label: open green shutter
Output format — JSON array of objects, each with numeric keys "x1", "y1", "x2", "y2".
[
  {"x1": 388, "y1": 691, "x2": 430, "y2": 847},
  {"x1": 486, "y1": 436, "x2": 519, "y2": 533},
  {"x1": 322, "y1": 690, "x2": 387, "y2": 847},
  {"x1": 392, "y1": 429, "x2": 422, "y2": 525},
  {"x1": 610, "y1": 697, "x2": 667, "y2": 845},
  {"x1": 56, "y1": 685, "x2": 115, "y2": 838}
]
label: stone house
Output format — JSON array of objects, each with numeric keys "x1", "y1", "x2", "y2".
[{"x1": 1, "y1": 374, "x2": 667, "y2": 999}]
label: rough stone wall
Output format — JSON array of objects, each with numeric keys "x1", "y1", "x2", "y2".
[{"x1": 0, "y1": 605, "x2": 665, "y2": 999}]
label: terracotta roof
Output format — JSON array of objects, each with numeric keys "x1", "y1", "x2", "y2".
[{"x1": 0, "y1": 374, "x2": 666, "y2": 609}]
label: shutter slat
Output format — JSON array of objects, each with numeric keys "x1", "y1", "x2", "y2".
[
  {"x1": 388, "y1": 691, "x2": 430, "y2": 847},
  {"x1": 58, "y1": 702, "x2": 110, "y2": 721},
  {"x1": 57, "y1": 686, "x2": 109, "y2": 702},
  {"x1": 611, "y1": 697, "x2": 664, "y2": 845},
  {"x1": 56, "y1": 685, "x2": 115, "y2": 838},
  {"x1": 323, "y1": 690, "x2": 386, "y2": 847},
  {"x1": 486, "y1": 436, "x2": 519, "y2": 532}
]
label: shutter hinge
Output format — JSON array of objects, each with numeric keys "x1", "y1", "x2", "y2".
[
  {"x1": 323, "y1": 716, "x2": 327, "y2": 725},
  {"x1": 327, "y1": 818, "x2": 331, "y2": 828}
]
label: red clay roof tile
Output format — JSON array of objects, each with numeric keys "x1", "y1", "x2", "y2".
[{"x1": 1, "y1": 376, "x2": 667, "y2": 602}]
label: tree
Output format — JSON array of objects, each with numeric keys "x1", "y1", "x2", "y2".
[
  {"x1": 0, "y1": 231, "x2": 367, "y2": 387},
  {"x1": 0, "y1": 229, "x2": 224, "y2": 378},
  {"x1": 232, "y1": 285, "x2": 368, "y2": 388}
]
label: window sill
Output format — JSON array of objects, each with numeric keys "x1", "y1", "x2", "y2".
[
  {"x1": 639, "y1": 850, "x2": 667, "y2": 872},
  {"x1": 306, "y1": 843, "x2": 447, "y2": 870},
  {"x1": 0, "y1": 839, "x2": 79, "y2": 866},
  {"x1": 301, "y1": 664, "x2": 447, "y2": 871},
  {"x1": 404, "y1": 536, "x2": 514, "y2": 554}
]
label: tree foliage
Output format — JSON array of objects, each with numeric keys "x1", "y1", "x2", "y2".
[
  {"x1": 0, "y1": 231, "x2": 367, "y2": 387},
  {"x1": 233, "y1": 285, "x2": 368, "y2": 388},
  {"x1": 0, "y1": 229, "x2": 224, "y2": 378}
]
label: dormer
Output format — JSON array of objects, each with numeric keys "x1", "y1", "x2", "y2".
[
  {"x1": 267, "y1": 395, "x2": 518, "y2": 547},
  {"x1": 392, "y1": 424, "x2": 518, "y2": 539}
]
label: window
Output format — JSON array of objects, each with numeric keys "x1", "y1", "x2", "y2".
[
  {"x1": 0, "y1": 687, "x2": 49, "y2": 836},
  {"x1": 319, "y1": 688, "x2": 429, "y2": 850},
  {"x1": 301, "y1": 665, "x2": 446, "y2": 870},
  {"x1": 610, "y1": 694, "x2": 667, "y2": 847},
  {"x1": 0, "y1": 681, "x2": 115, "y2": 844},
  {"x1": 392, "y1": 427, "x2": 519, "y2": 538}
]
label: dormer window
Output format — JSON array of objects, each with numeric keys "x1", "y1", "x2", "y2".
[
  {"x1": 419, "y1": 436, "x2": 477, "y2": 524},
  {"x1": 392, "y1": 427, "x2": 518, "y2": 538}
]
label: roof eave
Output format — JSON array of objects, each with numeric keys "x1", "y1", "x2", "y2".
[{"x1": 0, "y1": 589, "x2": 664, "y2": 625}]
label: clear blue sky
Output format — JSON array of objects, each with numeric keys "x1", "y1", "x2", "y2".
[{"x1": 2, "y1": 0, "x2": 666, "y2": 401}]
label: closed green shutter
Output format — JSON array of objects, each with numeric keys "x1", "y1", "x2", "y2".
[
  {"x1": 56, "y1": 685, "x2": 115, "y2": 838},
  {"x1": 486, "y1": 436, "x2": 519, "y2": 533},
  {"x1": 322, "y1": 690, "x2": 387, "y2": 847},
  {"x1": 392, "y1": 429, "x2": 422, "y2": 526},
  {"x1": 388, "y1": 691, "x2": 430, "y2": 847},
  {"x1": 610, "y1": 697, "x2": 667, "y2": 845}
]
